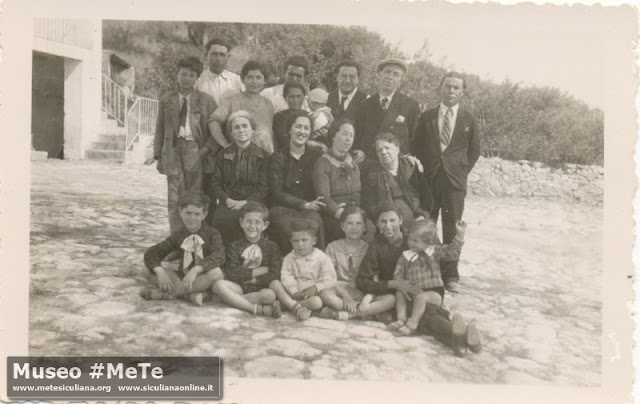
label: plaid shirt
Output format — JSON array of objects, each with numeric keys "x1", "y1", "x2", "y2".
[{"x1": 394, "y1": 237, "x2": 464, "y2": 290}]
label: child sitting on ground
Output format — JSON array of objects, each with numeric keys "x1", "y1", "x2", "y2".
[
  {"x1": 270, "y1": 219, "x2": 337, "y2": 320},
  {"x1": 307, "y1": 88, "x2": 334, "y2": 152},
  {"x1": 212, "y1": 201, "x2": 283, "y2": 318},
  {"x1": 388, "y1": 219, "x2": 466, "y2": 335},
  {"x1": 320, "y1": 206, "x2": 382, "y2": 321},
  {"x1": 141, "y1": 191, "x2": 225, "y2": 305}
]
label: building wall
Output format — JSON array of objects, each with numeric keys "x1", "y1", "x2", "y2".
[
  {"x1": 32, "y1": 18, "x2": 102, "y2": 160},
  {"x1": 32, "y1": 52, "x2": 65, "y2": 158}
]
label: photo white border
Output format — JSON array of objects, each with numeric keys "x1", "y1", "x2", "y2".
[{"x1": 1, "y1": 0, "x2": 636, "y2": 402}]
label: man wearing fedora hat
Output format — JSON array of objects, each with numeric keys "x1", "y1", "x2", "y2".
[{"x1": 354, "y1": 58, "x2": 420, "y2": 160}]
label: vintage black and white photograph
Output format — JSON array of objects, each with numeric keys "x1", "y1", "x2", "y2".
[{"x1": 2, "y1": 0, "x2": 635, "y2": 402}]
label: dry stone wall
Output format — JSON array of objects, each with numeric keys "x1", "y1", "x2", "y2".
[{"x1": 467, "y1": 157, "x2": 603, "y2": 206}]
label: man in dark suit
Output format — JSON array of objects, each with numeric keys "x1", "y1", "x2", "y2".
[
  {"x1": 354, "y1": 58, "x2": 420, "y2": 159},
  {"x1": 327, "y1": 60, "x2": 367, "y2": 121},
  {"x1": 154, "y1": 56, "x2": 217, "y2": 232},
  {"x1": 413, "y1": 72, "x2": 481, "y2": 293}
]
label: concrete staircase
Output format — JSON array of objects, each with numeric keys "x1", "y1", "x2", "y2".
[{"x1": 86, "y1": 112, "x2": 127, "y2": 161}]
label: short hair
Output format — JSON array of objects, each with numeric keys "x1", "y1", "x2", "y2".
[
  {"x1": 408, "y1": 220, "x2": 438, "y2": 243},
  {"x1": 284, "y1": 55, "x2": 310, "y2": 76},
  {"x1": 227, "y1": 110, "x2": 257, "y2": 134},
  {"x1": 240, "y1": 201, "x2": 269, "y2": 221},
  {"x1": 240, "y1": 60, "x2": 267, "y2": 81},
  {"x1": 374, "y1": 132, "x2": 400, "y2": 148},
  {"x1": 285, "y1": 110, "x2": 313, "y2": 135},
  {"x1": 440, "y1": 71, "x2": 467, "y2": 90},
  {"x1": 204, "y1": 38, "x2": 232, "y2": 53},
  {"x1": 328, "y1": 116, "x2": 355, "y2": 142},
  {"x1": 289, "y1": 218, "x2": 318, "y2": 237},
  {"x1": 179, "y1": 191, "x2": 210, "y2": 210},
  {"x1": 375, "y1": 201, "x2": 403, "y2": 222},
  {"x1": 335, "y1": 60, "x2": 361, "y2": 77},
  {"x1": 283, "y1": 81, "x2": 307, "y2": 97},
  {"x1": 177, "y1": 56, "x2": 204, "y2": 76},
  {"x1": 339, "y1": 205, "x2": 367, "y2": 223}
]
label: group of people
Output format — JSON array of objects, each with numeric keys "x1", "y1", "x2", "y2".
[{"x1": 145, "y1": 38, "x2": 482, "y2": 356}]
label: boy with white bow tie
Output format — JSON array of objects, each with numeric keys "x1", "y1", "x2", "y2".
[{"x1": 141, "y1": 192, "x2": 225, "y2": 305}]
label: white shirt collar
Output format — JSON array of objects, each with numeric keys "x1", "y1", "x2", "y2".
[
  {"x1": 339, "y1": 88, "x2": 357, "y2": 100},
  {"x1": 379, "y1": 91, "x2": 396, "y2": 103},
  {"x1": 206, "y1": 68, "x2": 231, "y2": 79},
  {"x1": 439, "y1": 102, "x2": 459, "y2": 116}
]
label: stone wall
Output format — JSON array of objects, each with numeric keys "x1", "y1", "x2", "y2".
[{"x1": 467, "y1": 157, "x2": 603, "y2": 206}]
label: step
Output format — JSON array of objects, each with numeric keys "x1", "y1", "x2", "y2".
[
  {"x1": 85, "y1": 149, "x2": 125, "y2": 161},
  {"x1": 98, "y1": 133, "x2": 127, "y2": 143},
  {"x1": 100, "y1": 125, "x2": 127, "y2": 136},
  {"x1": 91, "y1": 140, "x2": 127, "y2": 151}
]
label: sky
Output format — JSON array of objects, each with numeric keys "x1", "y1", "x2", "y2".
[{"x1": 358, "y1": 3, "x2": 624, "y2": 110}]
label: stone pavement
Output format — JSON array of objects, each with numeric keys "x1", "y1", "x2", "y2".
[{"x1": 29, "y1": 160, "x2": 602, "y2": 385}]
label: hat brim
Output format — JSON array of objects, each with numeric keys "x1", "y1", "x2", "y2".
[{"x1": 376, "y1": 59, "x2": 408, "y2": 74}]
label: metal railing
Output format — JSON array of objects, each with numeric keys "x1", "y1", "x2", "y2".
[
  {"x1": 102, "y1": 74, "x2": 129, "y2": 126},
  {"x1": 125, "y1": 97, "x2": 159, "y2": 150}
]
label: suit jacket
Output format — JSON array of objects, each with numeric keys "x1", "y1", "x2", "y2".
[
  {"x1": 413, "y1": 106, "x2": 481, "y2": 191},
  {"x1": 153, "y1": 89, "x2": 217, "y2": 175},
  {"x1": 355, "y1": 92, "x2": 420, "y2": 159},
  {"x1": 327, "y1": 89, "x2": 367, "y2": 121}
]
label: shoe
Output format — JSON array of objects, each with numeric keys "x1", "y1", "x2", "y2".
[
  {"x1": 270, "y1": 301, "x2": 282, "y2": 319},
  {"x1": 319, "y1": 307, "x2": 338, "y2": 320},
  {"x1": 398, "y1": 319, "x2": 418, "y2": 335},
  {"x1": 374, "y1": 312, "x2": 394, "y2": 325},
  {"x1": 451, "y1": 313, "x2": 468, "y2": 357},
  {"x1": 387, "y1": 320, "x2": 405, "y2": 330},
  {"x1": 188, "y1": 292, "x2": 204, "y2": 306},
  {"x1": 139, "y1": 287, "x2": 173, "y2": 301},
  {"x1": 445, "y1": 281, "x2": 461, "y2": 294},
  {"x1": 465, "y1": 320, "x2": 483, "y2": 353},
  {"x1": 293, "y1": 303, "x2": 312, "y2": 321}
]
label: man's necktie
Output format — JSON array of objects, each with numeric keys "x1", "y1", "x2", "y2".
[
  {"x1": 441, "y1": 108, "x2": 453, "y2": 148},
  {"x1": 340, "y1": 95, "x2": 348, "y2": 112},
  {"x1": 380, "y1": 97, "x2": 389, "y2": 111},
  {"x1": 179, "y1": 97, "x2": 187, "y2": 129}
]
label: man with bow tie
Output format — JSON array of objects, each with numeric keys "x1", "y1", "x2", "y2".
[
  {"x1": 354, "y1": 58, "x2": 420, "y2": 159},
  {"x1": 412, "y1": 72, "x2": 481, "y2": 294}
]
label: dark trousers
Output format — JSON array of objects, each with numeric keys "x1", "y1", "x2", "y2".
[
  {"x1": 431, "y1": 167, "x2": 465, "y2": 282},
  {"x1": 167, "y1": 139, "x2": 203, "y2": 233},
  {"x1": 417, "y1": 303, "x2": 455, "y2": 348},
  {"x1": 212, "y1": 205, "x2": 243, "y2": 246}
]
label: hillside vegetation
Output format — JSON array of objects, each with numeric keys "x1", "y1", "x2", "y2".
[{"x1": 104, "y1": 20, "x2": 603, "y2": 166}]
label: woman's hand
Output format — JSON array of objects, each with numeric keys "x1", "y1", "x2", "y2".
[
  {"x1": 352, "y1": 149, "x2": 365, "y2": 164},
  {"x1": 405, "y1": 155, "x2": 424, "y2": 173},
  {"x1": 304, "y1": 196, "x2": 326, "y2": 211},
  {"x1": 334, "y1": 203, "x2": 346, "y2": 220}
]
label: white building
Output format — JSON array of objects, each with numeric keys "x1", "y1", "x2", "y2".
[{"x1": 32, "y1": 18, "x2": 102, "y2": 160}]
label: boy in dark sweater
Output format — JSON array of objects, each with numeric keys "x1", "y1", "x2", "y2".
[
  {"x1": 211, "y1": 201, "x2": 283, "y2": 318},
  {"x1": 142, "y1": 192, "x2": 225, "y2": 305}
]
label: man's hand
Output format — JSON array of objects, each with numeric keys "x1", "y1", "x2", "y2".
[
  {"x1": 313, "y1": 127, "x2": 329, "y2": 139},
  {"x1": 292, "y1": 285, "x2": 318, "y2": 300},
  {"x1": 304, "y1": 196, "x2": 326, "y2": 211},
  {"x1": 352, "y1": 149, "x2": 365, "y2": 164},
  {"x1": 154, "y1": 267, "x2": 173, "y2": 291},
  {"x1": 155, "y1": 157, "x2": 164, "y2": 174},
  {"x1": 455, "y1": 220, "x2": 467, "y2": 239},
  {"x1": 405, "y1": 155, "x2": 424, "y2": 173}
]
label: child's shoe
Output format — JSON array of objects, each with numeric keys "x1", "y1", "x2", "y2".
[
  {"x1": 374, "y1": 312, "x2": 394, "y2": 325},
  {"x1": 445, "y1": 281, "x2": 461, "y2": 294},
  {"x1": 451, "y1": 313, "x2": 468, "y2": 356},
  {"x1": 293, "y1": 303, "x2": 312, "y2": 321},
  {"x1": 139, "y1": 287, "x2": 174, "y2": 301},
  {"x1": 319, "y1": 307, "x2": 338, "y2": 320},
  {"x1": 465, "y1": 320, "x2": 483, "y2": 353},
  {"x1": 188, "y1": 292, "x2": 204, "y2": 306},
  {"x1": 387, "y1": 320, "x2": 405, "y2": 330},
  {"x1": 397, "y1": 319, "x2": 418, "y2": 335},
  {"x1": 270, "y1": 301, "x2": 282, "y2": 319}
]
